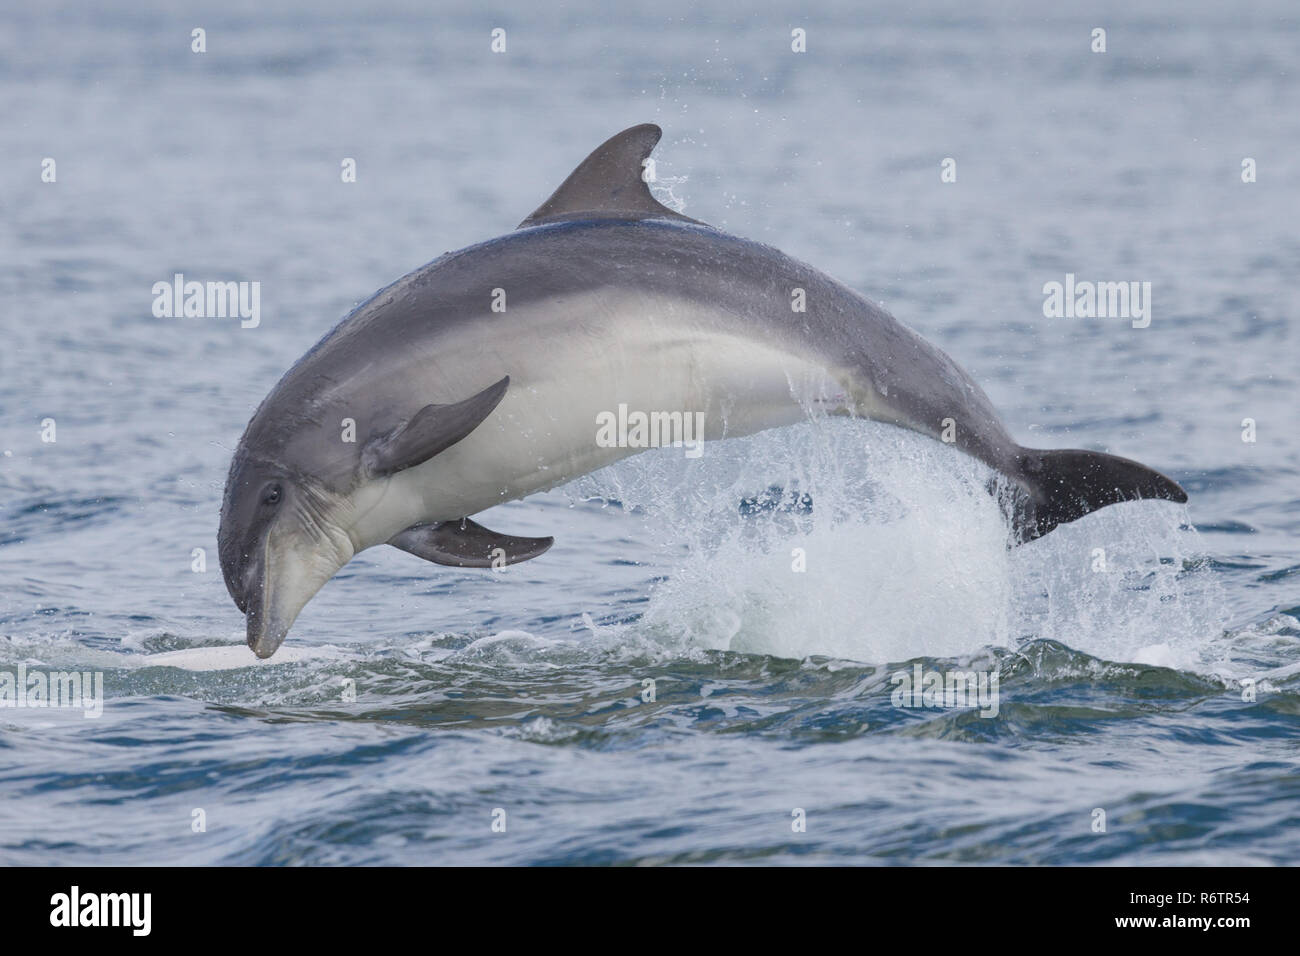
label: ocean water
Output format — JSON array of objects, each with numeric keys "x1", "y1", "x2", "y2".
[{"x1": 1, "y1": 0, "x2": 1297, "y2": 865}]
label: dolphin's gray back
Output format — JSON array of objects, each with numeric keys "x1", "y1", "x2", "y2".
[{"x1": 251, "y1": 218, "x2": 1019, "y2": 491}]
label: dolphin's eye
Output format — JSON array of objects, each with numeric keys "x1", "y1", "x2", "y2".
[{"x1": 262, "y1": 484, "x2": 283, "y2": 506}]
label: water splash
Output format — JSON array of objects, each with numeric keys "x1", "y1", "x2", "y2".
[{"x1": 569, "y1": 419, "x2": 1226, "y2": 670}]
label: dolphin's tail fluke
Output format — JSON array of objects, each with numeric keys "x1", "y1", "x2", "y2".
[{"x1": 1005, "y1": 447, "x2": 1188, "y2": 544}]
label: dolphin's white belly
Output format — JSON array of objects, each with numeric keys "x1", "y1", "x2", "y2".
[{"x1": 346, "y1": 291, "x2": 850, "y2": 550}]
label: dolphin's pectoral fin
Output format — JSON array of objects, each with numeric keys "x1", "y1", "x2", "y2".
[
  {"x1": 388, "y1": 518, "x2": 554, "y2": 568},
  {"x1": 362, "y1": 376, "x2": 510, "y2": 478},
  {"x1": 518, "y1": 124, "x2": 706, "y2": 229}
]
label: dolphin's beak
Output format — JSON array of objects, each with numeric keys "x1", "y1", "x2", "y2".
[
  {"x1": 247, "y1": 618, "x2": 289, "y2": 659},
  {"x1": 241, "y1": 535, "x2": 289, "y2": 659},
  {"x1": 242, "y1": 522, "x2": 352, "y2": 660},
  {"x1": 245, "y1": 582, "x2": 291, "y2": 659}
]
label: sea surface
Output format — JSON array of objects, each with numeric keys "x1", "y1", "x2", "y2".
[{"x1": 1, "y1": 0, "x2": 1297, "y2": 864}]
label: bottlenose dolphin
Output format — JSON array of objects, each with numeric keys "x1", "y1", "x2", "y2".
[{"x1": 219, "y1": 124, "x2": 1187, "y2": 658}]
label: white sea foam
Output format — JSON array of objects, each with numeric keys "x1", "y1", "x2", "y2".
[{"x1": 569, "y1": 419, "x2": 1227, "y2": 670}]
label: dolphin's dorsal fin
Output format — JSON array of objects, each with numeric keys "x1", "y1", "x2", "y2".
[{"x1": 518, "y1": 124, "x2": 704, "y2": 229}]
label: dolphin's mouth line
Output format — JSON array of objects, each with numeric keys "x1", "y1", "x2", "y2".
[{"x1": 246, "y1": 535, "x2": 277, "y2": 658}]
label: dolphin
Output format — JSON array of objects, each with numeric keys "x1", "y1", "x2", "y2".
[{"x1": 219, "y1": 123, "x2": 1187, "y2": 659}]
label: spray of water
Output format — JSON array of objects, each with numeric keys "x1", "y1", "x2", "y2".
[{"x1": 570, "y1": 419, "x2": 1226, "y2": 670}]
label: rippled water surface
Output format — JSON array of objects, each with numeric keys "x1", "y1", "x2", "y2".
[{"x1": 1, "y1": 0, "x2": 1298, "y2": 864}]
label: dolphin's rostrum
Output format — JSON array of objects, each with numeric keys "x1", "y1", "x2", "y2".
[{"x1": 219, "y1": 124, "x2": 1187, "y2": 659}]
